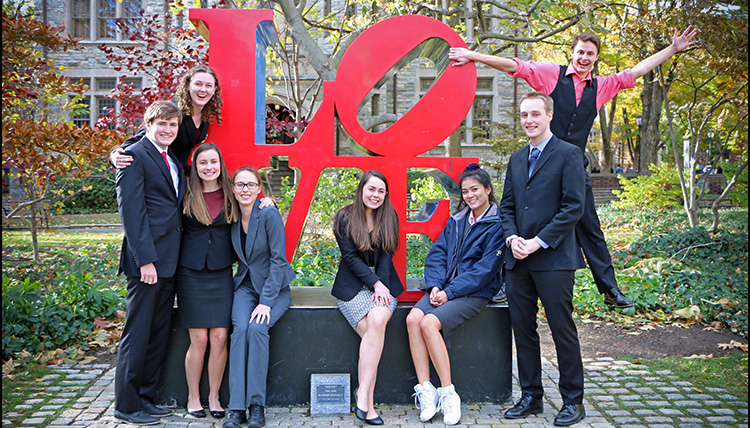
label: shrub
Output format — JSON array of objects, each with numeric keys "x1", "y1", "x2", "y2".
[
  {"x1": 612, "y1": 163, "x2": 683, "y2": 211},
  {"x1": 52, "y1": 170, "x2": 118, "y2": 214},
  {"x1": 2, "y1": 256, "x2": 125, "y2": 360}
]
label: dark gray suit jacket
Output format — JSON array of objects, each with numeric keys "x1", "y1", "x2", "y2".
[
  {"x1": 231, "y1": 199, "x2": 294, "y2": 306},
  {"x1": 116, "y1": 136, "x2": 185, "y2": 278},
  {"x1": 500, "y1": 134, "x2": 585, "y2": 271}
]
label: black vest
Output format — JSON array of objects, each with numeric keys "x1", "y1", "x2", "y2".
[{"x1": 549, "y1": 65, "x2": 598, "y2": 165}]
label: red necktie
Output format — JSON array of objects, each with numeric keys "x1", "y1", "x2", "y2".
[{"x1": 161, "y1": 152, "x2": 171, "y2": 172}]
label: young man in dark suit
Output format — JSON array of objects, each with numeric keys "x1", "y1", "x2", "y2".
[
  {"x1": 499, "y1": 92, "x2": 586, "y2": 426},
  {"x1": 114, "y1": 101, "x2": 185, "y2": 425}
]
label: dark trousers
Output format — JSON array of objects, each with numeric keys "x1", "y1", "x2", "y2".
[
  {"x1": 114, "y1": 276, "x2": 175, "y2": 413},
  {"x1": 506, "y1": 261, "x2": 584, "y2": 405},
  {"x1": 577, "y1": 173, "x2": 618, "y2": 294}
]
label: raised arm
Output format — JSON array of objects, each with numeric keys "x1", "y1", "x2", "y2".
[
  {"x1": 631, "y1": 26, "x2": 699, "y2": 79},
  {"x1": 449, "y1": 47, "x2": 519, "y2": 73}
]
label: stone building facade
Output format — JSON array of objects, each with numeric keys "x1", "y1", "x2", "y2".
[{"x1": 34, "y1": 0, "x2": 530, "y2": 166}]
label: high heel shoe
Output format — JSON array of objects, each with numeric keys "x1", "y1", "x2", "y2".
[
  {"x1": 354, "y1": 406, "x2": 368, "y2": 421},
  {"x1": 186, "y1": 408, "x2": 206, "y2": 418}
]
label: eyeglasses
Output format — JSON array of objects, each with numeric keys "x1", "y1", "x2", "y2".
[{"x1": 233, "y1": 181, "x2": 260, "y2": 190}]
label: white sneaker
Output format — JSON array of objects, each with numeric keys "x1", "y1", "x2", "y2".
[
  {"x1": 412, "y1": 381, "x2": 439, "y2": 422},
  {"x1": 437, "y1": 384, "x2": 461, "y2": 425}
]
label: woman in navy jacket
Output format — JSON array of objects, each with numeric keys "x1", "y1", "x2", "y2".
[
  {"x1": 407, "y1": 164, "x2": 504, "y2": 426},
  {"x1": 332, "y1": 170, "x2": 403, "y2": 425},
  {"x1": 176, "y1": 143, "x2": 236, "y2": 419}
]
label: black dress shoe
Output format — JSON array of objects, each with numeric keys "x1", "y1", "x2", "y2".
[
  {"x1": 354, "y1": 406, "x2": 368, "y2": 420},
  {"x1": 365, "y1": 414, "x2": 384, "y2": 425},
  {"x1": 187, "y1": 408, "x2": 206, "y2": 418},
  {"x1": 222, "y1": 410, "x2": 247, "y2": 428},
  {"x1": 604, "y1": 289, "x2": 634, "y2": 308},
  {"x1": 140, "y1": 397, "x2": 173, "y2": 417},
  {"x1": 114, "y1": 409, "x2": 160, "y2": 425},
  {"x1": 553, "y1": 403, "x2": 585, "y2": 426},
  {"x1": 247, "y1": 404, "x2": 266, "y2": 428},
  {"x1": 210, "y1": 409, "x2": 226, "y2": 419},
  {"x1": 504, "y1": 394, "x2": 543, "y2": 419}
]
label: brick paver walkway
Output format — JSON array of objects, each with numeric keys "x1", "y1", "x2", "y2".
[{"x1": 3, "y1": 357, "x2": 747, "y2": 427}]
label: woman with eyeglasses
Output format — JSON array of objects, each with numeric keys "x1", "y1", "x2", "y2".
[
  {"x1": 177, "y1": 145, "x2": 274, "y2": 420},
  {"x1": 332, "y1": 170, "x2": 403, "y2": 425},
  {"x1": 222, "y1": 166, "x2": 294, "y2": 428}
]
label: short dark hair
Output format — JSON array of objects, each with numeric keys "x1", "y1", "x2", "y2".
[
  {"x1": 571, "y1": 31, "x2": 601, "y2": 54},
  {"x1": 520, "y1": 91, "x2": 554, "y2": 114}
]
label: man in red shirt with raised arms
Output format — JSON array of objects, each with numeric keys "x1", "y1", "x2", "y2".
[{"x1": 450, "y1": 26, "x2": 698, "y2": 310}]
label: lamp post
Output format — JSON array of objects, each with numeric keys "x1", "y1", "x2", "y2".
[
  {"x1": 707, "y1": 129, "x2": 714, "y2": 169},
  {"x1": 635, "y1": 114, "x2": 642, "y2": 172}
]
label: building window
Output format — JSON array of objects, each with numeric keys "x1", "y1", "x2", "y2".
[
  {"x1": 71, "y1": 97, "x2": 91, "y2": 127},
  {"x1": 68, "y1": 76, "x2": 142, "y2": 128},
  {"x1": 472, "y1": 96, "x2": 492, "y2": 139},
  {"x1": 71, "y1": 0, "x2": 141, "y2": 40}
]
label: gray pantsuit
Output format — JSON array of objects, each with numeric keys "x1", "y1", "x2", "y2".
[
  {"x1": 228, "y1": 283, "x2": 291, "y2": 408},
  {"x1": 228, "y1": 199, "x2": 295, "y2": 411}
]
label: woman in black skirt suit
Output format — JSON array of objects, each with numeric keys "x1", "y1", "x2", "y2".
[
  {"x1": 332, "y1": 170, "x2": 403, "y2": 425},
  {"x1": 176, "y1": 143, "x2": 237, "y2": 418}
]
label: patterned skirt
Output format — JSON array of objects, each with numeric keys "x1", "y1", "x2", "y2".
[{"x1": 336, "y1": 285, "x2": 398, "y2": 330}]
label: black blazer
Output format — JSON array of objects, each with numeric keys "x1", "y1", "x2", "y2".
[
  {"x1": 332, "y1": 210, "x2": 404, "y2": 301},
  {"x1": 500, "y1": 135, "x2": 586, "y2": 271},
  {"x1": 178, "y1": 206, "x2": 234, "y2": 271},
  {"x1": 230, "y1": 199, "x2": 295, "y2": 306},
  {"x1": 116, "y1": 136, "x2": 185, "y2": 278},
  {"x1": 120, "y1": 114, "x2": 208, "y2": 172}
]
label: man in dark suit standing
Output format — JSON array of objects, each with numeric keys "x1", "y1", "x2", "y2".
[
  {"x1": 500, "y1": 92, "x2": 586, "y2": 426},
  {"x1": 114, "y1": 101, "x2": 185, "y2": 425}
]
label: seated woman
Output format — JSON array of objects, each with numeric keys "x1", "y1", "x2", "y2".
[
  {"x1": 407, "y1": 163, "x2": 504, "y2": 426},
  {"x1": 222, "y1": 167, "x2": 294, "y2": 428},
  {"x1": 332, "y1": 170, "x2": 403, "y2": 426}
]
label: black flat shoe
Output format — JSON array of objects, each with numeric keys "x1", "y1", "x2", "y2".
[
  {"x1": 210, "y1": 410, "x2": 226, "y2": 418},
  {"x1": 365, "y1": 414, "x2": 384, "y2": 425},
  {"x1": 354, "y1": 406, "x2": 367, "y2": 421},
  {"x1": 187, "y1": 408, "x2": 206, "y2": 418}
]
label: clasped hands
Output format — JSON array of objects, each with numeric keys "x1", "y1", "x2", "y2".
[{"x1": 510, "y1": 237, "x2": 541, "y2": 260}]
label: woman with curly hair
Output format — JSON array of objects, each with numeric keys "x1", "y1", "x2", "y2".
[{"x1": 110, "y1": 65, "x2": 224, "y2": 172}]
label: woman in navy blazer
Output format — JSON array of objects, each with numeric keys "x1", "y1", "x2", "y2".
[
  {"x1": 224, "y1": 166, "x2": 294, "y2": 428},
  {"x1": 407, "y1": 164, "x2": 504, "y2": 426},
  {"x1": 332, "y1": 170, "x2": 403, "y2": 426},
  {"x1": 174, "y1": 143, "x2": 237, "y2": 419}
]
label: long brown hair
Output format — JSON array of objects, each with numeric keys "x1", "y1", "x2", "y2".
[
  {"x1": 175, "y1": 65, "x2": 223, "y2": 124},
  {"x1": 334, "y1": 170, "x2": 399, "y2": 254},
  {"x1": 182, "y1": 143, "x2": 237, "y2": 225}
]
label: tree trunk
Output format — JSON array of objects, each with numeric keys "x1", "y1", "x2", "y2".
[
  {"x1": 445, "y1": 128, "x2": 462, "y2": 157},
  {"x1": 598, "y1": 96, "x2": 616, "y2": 173},
  {"x1": 29, "y1": 202, "x2": 40, "y2": 262},
  {"x1": 640, "y1": 71, "x2": 665, "y2": 173},
  {"x1": 709, "y1": 159, "x2": 748, "y2": 232}
]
